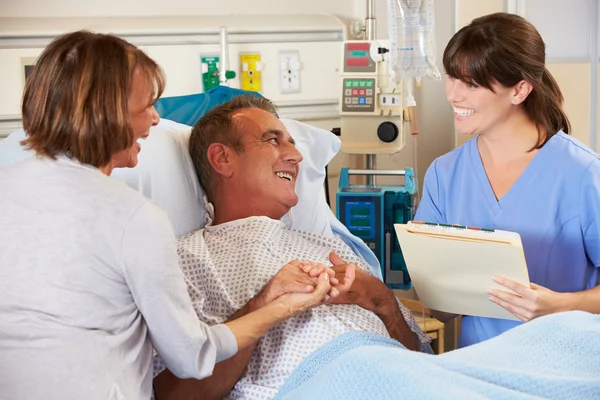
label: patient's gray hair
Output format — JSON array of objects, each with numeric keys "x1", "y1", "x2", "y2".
[{"x1": 189, "y1": 94, "x2": 278, "y2": 200}]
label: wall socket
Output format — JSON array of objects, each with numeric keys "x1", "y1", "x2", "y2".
[
  {"x1": 279, "y1": 50, "x2": 301, "y2": 94},
  {"x1": 379, "y1": 94, "x2": 402, "y2": 107}
]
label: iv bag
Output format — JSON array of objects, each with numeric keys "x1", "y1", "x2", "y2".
[{"x1": 387, "y1": 0, "x2": 441, "y2": 81}]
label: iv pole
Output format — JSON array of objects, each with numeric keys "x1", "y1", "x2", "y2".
[{"x1": 364, "y1": 0, "x2": 377, "y2": 187}]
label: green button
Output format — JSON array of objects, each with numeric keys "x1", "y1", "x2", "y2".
[
  {"x1": 351, "y1": 51, "x2": 367, "y2": 57},
  {"x1": 345, "y1": 80, "x2": 352, "y2": 87},
  {"x1": 366, "y1": 80, "x2": 373, "y2": 87},
  {"x1": 351, "y1": 219, "x2": 371, "y2": 227},
  {"x1": 352, "y1": 230, "x2": 369, "y2": 238},
  {"x1": 351, "y1": 207, "x2": 370, "y2": 215},
  {"x1": 352, "y1": 81, "x2": 360, "y2": 87},
  {"x1": 359, "y1": 81, "x2": 366, "y2": 87}
]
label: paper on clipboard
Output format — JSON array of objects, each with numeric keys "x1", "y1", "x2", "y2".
[{"x1": 394, "y1": 222, "x2": 530, "y2": 321}]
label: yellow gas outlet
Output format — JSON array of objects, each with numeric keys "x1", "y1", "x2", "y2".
[{"x1": 240, "y1": 53, "x2": 262, "y2": 92}]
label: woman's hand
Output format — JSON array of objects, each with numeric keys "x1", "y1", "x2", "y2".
[
  {"x1": 488, "y1": 277, "x2": 569, "y2": 321},
  {"x1": 225, "y1": 265, "x2": 332, "y2": 349},
  {"x1": 255, "y1": 260, "x2": 335, "y2": 306},
  {"x1": 273, "y1": 272, "x2": 333, "y2": 317}
]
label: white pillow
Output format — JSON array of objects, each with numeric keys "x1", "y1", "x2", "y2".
[
  {"x1": 279, "y1": 118, "x2": 340, "y2": 236},
  {"x1": 111, "y1": 119, "x2": 203, "y2": 237},
  {"x1": 124, "y1": 118, "x2": 341, "y2": 237},
  {"x1": 0, "y1": 118, "x2": 340, "y2": 238}
]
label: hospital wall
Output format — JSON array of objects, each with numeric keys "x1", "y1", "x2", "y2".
[
  {"x1": 0, "y1": 0, "x2": 457, "y2": 207},
  {"x1": 3, "y1": 0, "x2": 596, "y2": 204}
]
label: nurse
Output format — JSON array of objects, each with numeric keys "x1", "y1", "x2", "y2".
[
  {"x1": 415, "y1": 13, "x2": 600, "y2": 347},
  {"x1": 0, "y1": 31, "x2": 335, "y2": 400}
]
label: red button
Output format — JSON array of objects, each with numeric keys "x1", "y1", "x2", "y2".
[
  {"x1": 347, "y1": 43, "x2": 370, "y2": 51},
  {"x1": 347, "y1": 58, "x2": 369, "y2": 67}
]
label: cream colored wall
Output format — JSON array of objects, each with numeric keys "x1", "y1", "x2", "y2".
[
  {"x1": 0, "y1": 0, "x2": 364, "y2": 20},
  {"x1": 0, "y1": 0, "x2": 458, "y2": 198},
  {"x1": 455, "y1": 0, "x2": 505, "y2": 29},
  {"x1": 548, "y1": 63, "x2": 592, "y2": 145},
  {"x1": 0, "y1": 0, "x2": 363, "y2": 137}
]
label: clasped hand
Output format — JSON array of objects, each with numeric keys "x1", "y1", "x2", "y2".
[{"x1": 257, "y1": 252, "x2": 356, "y2": 316}]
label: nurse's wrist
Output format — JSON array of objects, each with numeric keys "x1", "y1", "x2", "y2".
[{"x1": 558, "y1": 291, "x2": 583, "y2": 313}]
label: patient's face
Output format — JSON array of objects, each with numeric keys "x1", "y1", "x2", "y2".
[{"x1": 229, "y1": 108, "x2": 303, "y2": 219}]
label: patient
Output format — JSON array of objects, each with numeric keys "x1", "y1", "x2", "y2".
[{"x1": 153, "y1": 95, "x2": 431, "y2": 400}]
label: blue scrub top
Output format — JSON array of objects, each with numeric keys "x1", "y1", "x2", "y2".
[{"x1": 415, "y1": 132, "x2": 600, "y2": 347}]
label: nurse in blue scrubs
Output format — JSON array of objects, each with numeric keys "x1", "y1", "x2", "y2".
[{"x1": 415, "y1": 12, "x2": 600, "y2": 347}]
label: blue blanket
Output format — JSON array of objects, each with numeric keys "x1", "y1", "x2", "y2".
[{"x1": 277, "y1": 311, "x2": 600, "y2": 399}]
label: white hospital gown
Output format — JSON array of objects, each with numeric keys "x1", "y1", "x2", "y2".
[{"x1": 154, "y1": 216, "x2": 430, "y2": 399}]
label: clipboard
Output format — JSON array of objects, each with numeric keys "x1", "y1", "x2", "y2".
[{"x1": 394, "y1": 222, "x2": 530, "y2": 321}]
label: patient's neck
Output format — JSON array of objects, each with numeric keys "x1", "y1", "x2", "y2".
[
  {"x1": 213, "y1": 208, "x2": 285, "y2": 225},
  {"x1": 211, "y1": 194, "x2": 286, "y2": 226}
]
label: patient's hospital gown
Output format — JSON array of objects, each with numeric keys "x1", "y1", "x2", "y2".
[{"x1": 154, "y1": 216, "x2": 430, "y2": 399}]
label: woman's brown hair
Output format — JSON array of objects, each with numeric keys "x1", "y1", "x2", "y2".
[
  {"x1": 21, "y1": 30, "x2": 165, "y2": 167},
  {"x1": 443, "y1": 12, "x2": 570, "y2": 148}
]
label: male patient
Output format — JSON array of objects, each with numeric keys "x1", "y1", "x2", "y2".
[{"x1": 153, "y1": 95, "x2": 431, "y2": 400}]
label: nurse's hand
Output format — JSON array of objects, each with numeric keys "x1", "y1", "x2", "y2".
[{"x1": 488, "y1": 277, "x2": 567, "y2": 321}]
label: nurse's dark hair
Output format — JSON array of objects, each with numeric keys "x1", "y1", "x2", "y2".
[
  {"x1": 443, "y1": 12, "x2": 570, "y2": 149},
  {"x1": 189, "y1": 95, "x2": 278, "y2": 200},
  {"x1": 21, "y1": 30, "x2": 165, "y2": 167}
]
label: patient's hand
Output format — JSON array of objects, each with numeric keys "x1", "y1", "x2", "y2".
[
  {"x1": 327, "y1": 253, "x2": 421, "y2": 351},
  {"x1": 256, "y1": 260, "x2": 335, "y2": 306},
  {"x1": 304, "y1": 253, "x2": 356, "y2": 302},
  {"x1": 328, "y1": 252, "x2": 391, "y2": 313}
]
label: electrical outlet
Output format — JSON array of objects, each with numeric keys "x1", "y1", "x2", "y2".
[
  {"x1": 279, "y1": 50, "x2": 301, "y2": 94},
  {"x1": 379, "y1": 94, "x2": 402, "y2": 107},
  {"x1": 240, "y1": 53, "x2": 262, "y2": 92}
]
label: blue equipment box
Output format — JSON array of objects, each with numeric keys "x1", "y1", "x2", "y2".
[{"x1": 336, "y1": 168, "x2": 416, "y2": 289}]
